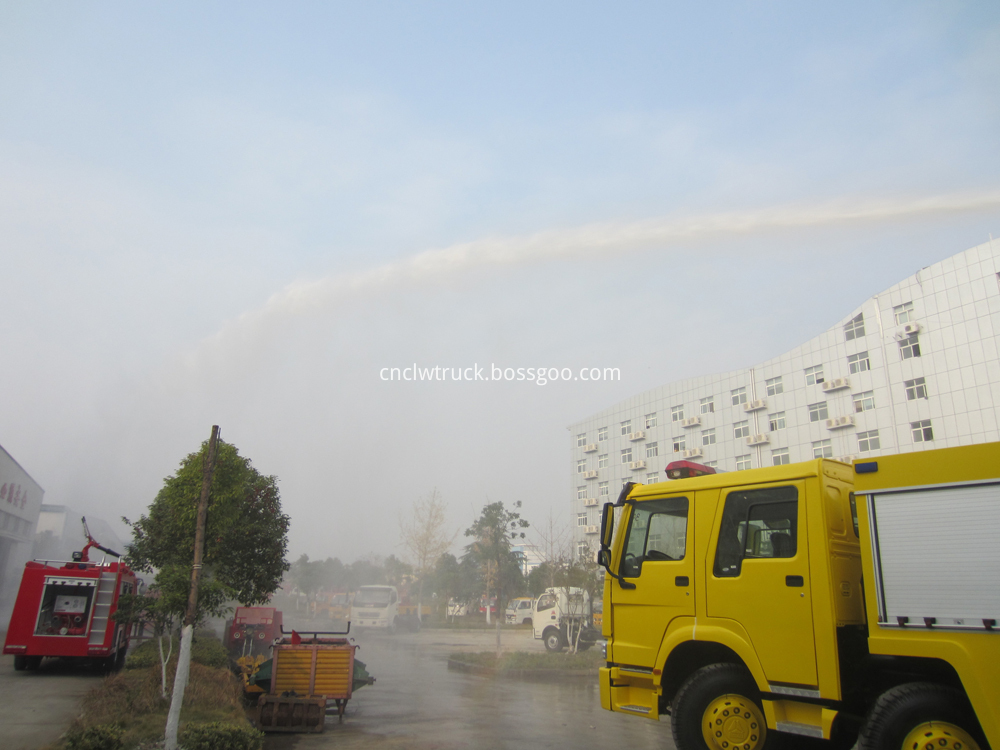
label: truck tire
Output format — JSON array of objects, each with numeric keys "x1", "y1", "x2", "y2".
[
  {"x1": 13, "y1": 655, "x2": 26, "y2": 671},
  {"x1": 671, "y1": 663, "x2": 772, "y2": 750},
  {"x1": 25, "y1": 655, "x2": 42, "y2": 671},
  {"x1": 858, "y1": 682, "x2": 984, "y2": 750},
  {"x1": 543, "y1": 628, "x2": 566, "y2": 653}
]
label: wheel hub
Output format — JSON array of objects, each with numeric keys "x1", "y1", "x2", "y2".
[
  {"x1": 901, "y1": 722, "x2": 980, "y2": 750},
  {"x1": 701, "y1": 694, "x2": 766, "y2": 750}
]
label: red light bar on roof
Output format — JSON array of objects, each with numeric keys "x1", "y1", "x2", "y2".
[{"x1": 665, "y1": 460, "x2": 717, "y2": 479}]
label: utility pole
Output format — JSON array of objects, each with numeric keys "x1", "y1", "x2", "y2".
[{"x1": 165, "y1": 425, "x2": 220, "y2": 750}]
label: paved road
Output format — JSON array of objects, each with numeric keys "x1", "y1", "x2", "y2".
[
  {"x1": 264, "y1": 627, "x2": 672, "y2": 750},
  {"x1": 0, "y1": 653, "x2": 102, "y2": 750}
]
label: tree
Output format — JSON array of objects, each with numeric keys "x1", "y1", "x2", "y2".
[
  {"x1": 399, "y1": 489, "x2": 457, "y2": 622},
  {"x1": 464, "y1": 500, "x2": 529, "y2": 656},
  {"x1": 123, "y1": 436, "x2": 289, "y2": 750},
  {"x1": 125, "y1": 439, "x2": 291, "y2": 609}
]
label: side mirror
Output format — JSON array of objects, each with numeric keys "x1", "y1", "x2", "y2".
[{"x1": 600, "y1": 502, "x2": 615, "y2": 548}]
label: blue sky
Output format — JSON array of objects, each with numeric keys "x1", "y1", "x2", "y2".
[{"x1": 1, "y1": 2, "x2": 999, "y2": 563}]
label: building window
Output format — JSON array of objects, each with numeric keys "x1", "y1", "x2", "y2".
[
  {"x1": 700, "y1": 396, "x2": 715, "y2": 414},
  {"x1": 735, "y1": 454, "x2": 752, "y2": 471},
  {"x1": 671, "y1": 405, "x2": 684, "y2": 422},
  {"x1": 598, "y1": 426, "x2": 608, "y2": 441},
  {"x1": 858, "y1": 430, "x2": 880, "y2": 452},
  {"x1": 576, "y1": 433, "x2": 587, "y2": 447},
  {"x1": 621, "y1": 420, "x2": 632, "y2": 436},
  {"x1": 765, "y1": 376, "x2": 783, "y2": 396},
  {"x1": 812, "y1": 439, "x2": 833, "y2": 458},
  {"x1": 772, "y1": 448, "x2": 790, "y2": 466},
  {"x1": 808, "y1": 402, "x2": 829, "y2": 422},
  {"x1": 804, "y1": 365, "x2": 824, "y2": 385},
  {"x1": 911, "y1": 419, "x2": 934, "y2": 443},
  {"x1": 598, "y1": 481, "x2": 609, "y2": 497},
  {"x1": 848, "y1": 351, "x2": 871, "y2": 374},
  {"x1": 577, "y1": 487, "x2": 587, "y2": 500},
  {"x1": 598, "y1": 454, "x2": 608, "y2": 469},
  {"x1": 844, "y1": 312, "x2": 865, "y2": 341},
  {"x1": 904, "y1": 377, "x2": 928, "y2": 400},
  {"x1": 731, "y1": 387, "x2": 747, "y2": 406},
  {"x1": 703, "y1": 460, "x2": 718, "y2": 468},
  {"x1": 646, "y1": 442, "x2": 659, "y2": 458},
  {"x1": 733, "y1": 420, "x2": 749, "y2": 439},
  {"x1": 644, "y1": 413, "x2": 657, "y2": 429},
  {"x1": 893, "y1": 301, "x2": 914, "y2": 325},
  {"x1": 673, "y1": 437, "x2": 685, "y2": 453},
  {"x1": 646, "y1": 472, "x2": 659, "y2": 483},
  {"x1": 577, "y1": 514, "x2": 588, "y2": 527},
  {"x1": 899, "y1": 333, "x2": 921, "y2": 359},
  {"x1": 702, "y1": 428, "x2": 716, "y2": 446},
  {"x1": 853, "y1": 390, "x2": 875, "y2": 413},
  {"x1": 576, "y1": 459, "x2": 587, "y2": 474},
  {"x1": 769, "y1": 412, "x2": 786, "y2": 431},
  {"x1": 622, "y1": 479, "x2": 632, "y2": 489},
  {"x1": 621, "y1": 448, "x2": 632, "y2": 464}
]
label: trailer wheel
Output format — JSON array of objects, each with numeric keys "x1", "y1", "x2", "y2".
[
  {"x1": 13, "y1": 655, "x2": 26, "y2": 671},
  {"x1": 671, "y1": 663, "x2": 771, "y2": 750},
  {"x1": 858, "y1": 682, "x2": 984, "y2": 750},
  {"x1": 543, "y1": 628, "x2": 566, "y2": 653}
]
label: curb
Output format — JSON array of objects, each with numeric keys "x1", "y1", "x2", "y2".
[{"x1": 446, "y1": 658, "x2": 596, "y2": 682}]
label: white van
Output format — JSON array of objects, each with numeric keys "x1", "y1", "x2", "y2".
[{"x1": 505, "y1": 597, "x2": 534, "y2": 625}]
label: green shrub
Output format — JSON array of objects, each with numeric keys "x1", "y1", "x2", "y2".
[
  {"x1": 179, "y1": 722, "x2": 263, "y2": 750},
  {"x1": 65, "y1": 724, "x2": 124, "y2": 750},
  {"x1": 126, "y1": 635, "x2": 229, "y2": 670}
]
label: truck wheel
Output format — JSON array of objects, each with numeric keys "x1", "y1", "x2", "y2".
[
  {"x1": 13, "y1": 655, "x2": 27, "y2": 671},
  {"x1": 858, "y1": 683, "x2": 984, "y2": 750},
  {"x1": 543, "y1": 628, "x2": 566, "y2": 653},
  {"x1": 671, "y1": 663, "x2": 771, "y2": 750},
  {"x1": 25, "y1": 655, "x2": 42, "y2": 671}
]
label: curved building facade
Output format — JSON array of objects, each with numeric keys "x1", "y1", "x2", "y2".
[{"x1": 569, "y1": 239, "x2": 1000, "y2": 556}]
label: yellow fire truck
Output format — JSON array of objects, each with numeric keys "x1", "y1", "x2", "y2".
[{"x1": 597, "y1": 443, "x2": 999, "y2": 750}]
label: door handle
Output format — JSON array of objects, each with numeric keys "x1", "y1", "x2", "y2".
[
  {"x1": 675, "y1": 576, "x2": 689, "y2": 587},
  {"x1": 785, "y1": 575, "x2": 804, "y2": 587}
]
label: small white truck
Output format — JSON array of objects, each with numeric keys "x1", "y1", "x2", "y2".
[
  {"x1": 532, "y1": 587, "x2": 600, "y2": 652},
  {"x1": 505, "y1": 597, "x2": 534, "y2": 626}
]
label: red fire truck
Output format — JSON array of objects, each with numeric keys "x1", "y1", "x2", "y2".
[{"x1": 3, "y1": 519, "x2": 139, "y2": 672}]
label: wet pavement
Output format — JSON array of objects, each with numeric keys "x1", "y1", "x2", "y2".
[
  {"x1": 264, "y1": 626, "x2": 673, "y2": 750},
  {"x1": 0, "y1": 651, "x2": 103, "y2": 750}
]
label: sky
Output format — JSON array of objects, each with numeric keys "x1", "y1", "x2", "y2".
[{"x1": 2, "y1": 2, "x2": 999, "y2": 565}]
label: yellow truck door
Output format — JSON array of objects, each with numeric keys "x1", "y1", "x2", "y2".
[
  {"x1": 706, "y1": 481, "x2": 819, "y2": 690},
  {"x1": 610, "y1": 495, "x2": 695, "y2": 668}
]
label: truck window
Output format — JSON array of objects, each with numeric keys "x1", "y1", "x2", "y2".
[
  {"x1": 537, "y1": 594, "x2": 556, "y2": 611},
  {"x1": 620, "y1": 497, "x2": 688, "y2": 578},
  {"x1": 713, "y1": 486, "x2": 797, "y2": 578}
]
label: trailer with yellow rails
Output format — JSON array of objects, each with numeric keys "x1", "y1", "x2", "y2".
[{"x1": 596, "y1": 443, "x2": 999, "y2": 750}]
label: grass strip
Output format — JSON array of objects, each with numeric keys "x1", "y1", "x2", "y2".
[{"x1": 56, "y1": 661, "x2": 252, "y2": 749}]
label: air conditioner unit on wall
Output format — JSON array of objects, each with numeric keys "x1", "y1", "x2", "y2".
[
  {"x1": 583, "y1": 470, "x2": 599, "y2": 479},
  {"x1": 680, "y1": 416, "x2": 701, "y2": 428},
  {"x1": 894, "y1": 321, "x2": 921, "y2": 339},
  {"x1": 747, "y1": 434, "x2": 769, "y2": 445},
  {"x1": 582, "y1": 443, "x2": 599, "y2": 453},
  {"x1": 585, "y1": 525, "x2": 599, "y2": 535},
  {"x1": 681, "y1": 448, "x2": 703, "y2": 459},
  {"x1": 628, "y1": 431, "x2": 646, "y2": 441},
  {"x1": 825, "y1": 415, "x2": 856, "y2": 430},
  {"x1": 835, "y1": 455, "x2": 857, "y2": 464},
  {"x1": 821, "y1": 378, "x2": 850, "y2": 392},
  {"x1": 583, "y1": 498, "x2": 598, "y2": 507},
  {"x1": 628, "y1": 460, "x2": 647, "y2": 470},
  {"x1": 744, "y1": 400, "x2": 766, "y2": 412}
]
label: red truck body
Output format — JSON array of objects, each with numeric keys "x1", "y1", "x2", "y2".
[{"x1": 3, "y1": 557, "x2": 138, "y2": 670}]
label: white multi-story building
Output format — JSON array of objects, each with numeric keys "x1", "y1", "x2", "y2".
[{"x1": 569, "y1": 239, "x2": 1000, "y2": 557}]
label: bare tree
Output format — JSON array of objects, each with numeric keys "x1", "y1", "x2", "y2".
[{"x1": 399, "y1": 488, "x2": 456, "y2": 622}]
